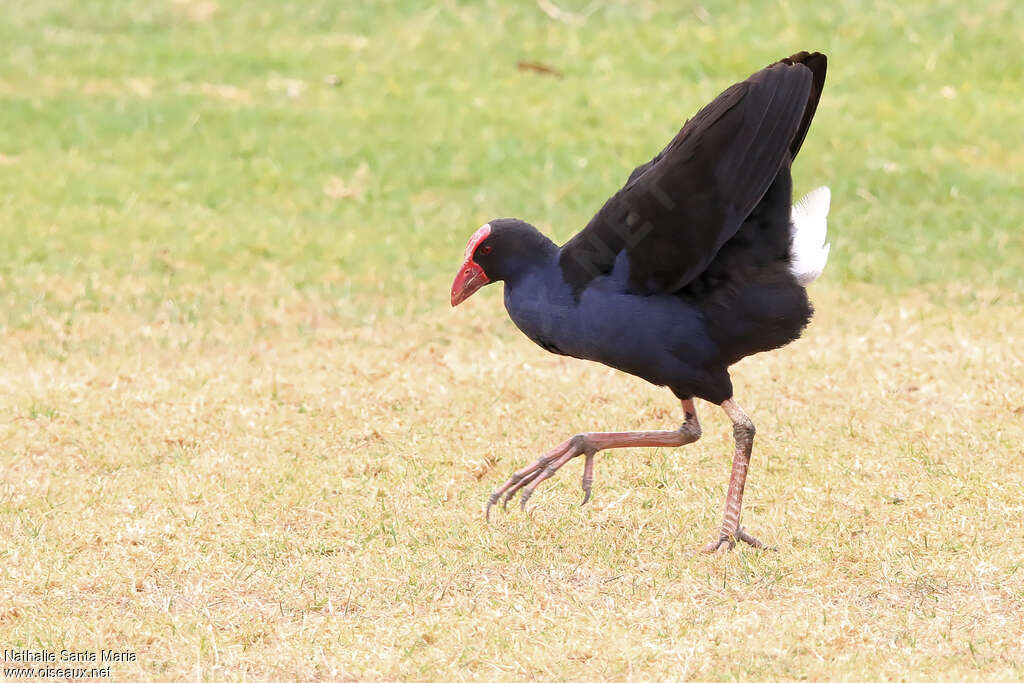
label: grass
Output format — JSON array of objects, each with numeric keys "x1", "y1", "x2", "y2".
[{"x1": 1, "y1": 0, "x2": 1022, "y2": 679}]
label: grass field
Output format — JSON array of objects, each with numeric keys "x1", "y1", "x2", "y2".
[{"x1": 2, "y1": 0, "x2": 1023, "y2": 679}]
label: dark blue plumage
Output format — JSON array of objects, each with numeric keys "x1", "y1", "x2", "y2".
[{"x1": 500, "y1": 238, "x2": 732, "y2": 403}]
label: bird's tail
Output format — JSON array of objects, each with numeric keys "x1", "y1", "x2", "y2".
[{"x1": 789, "y1": 186, "x2": 831, "y2": 286}]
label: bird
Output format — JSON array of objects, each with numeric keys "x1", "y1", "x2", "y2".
[{"x1": 450, "y1": 51, "x2": 830, "y2": 552}]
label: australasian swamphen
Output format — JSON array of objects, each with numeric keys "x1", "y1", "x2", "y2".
[{"x1": 451, "y1": 51, "x2": 831, "y2": 552}]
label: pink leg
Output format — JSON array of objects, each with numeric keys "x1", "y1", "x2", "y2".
[
  {"x1": 701, "y1": 398, "x2": 767, "y2": 553},
  {"x1": 486, "y1": 400, "x2": 702, "y2": 518}
]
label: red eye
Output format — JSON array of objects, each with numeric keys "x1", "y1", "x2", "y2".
[{"x1": 479, "y1": 245, "x2": 493, "y2": 256}]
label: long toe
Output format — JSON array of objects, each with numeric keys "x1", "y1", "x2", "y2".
[
  {"x1": 517, "y1": 447, "x2": 581, "y2": 511},
  {"x1": 484, "y1": 438, "x2": 586, "y2": 515},
  {"x1": 580, "y1": 452, "x2": 595, "y2": 505},
  {"x1": 700, "y1": 536, "x2": 735, "y2": 554},
  {"x1": 734, "y1": 527, "x2": 771, "y2": 550},
  {"x1": 700, "y1": 527, "x2": 768, "y2": 554}
]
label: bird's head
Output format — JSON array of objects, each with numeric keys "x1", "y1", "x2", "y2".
[{"x1": 450, "y1": 218, "x2": 549, "y2": 306}]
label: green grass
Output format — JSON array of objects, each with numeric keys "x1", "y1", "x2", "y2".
[
  {"x1": 1, "y1": 0, "x2": 1022, "y2": 307},
  {"x1": 1, "y1": 0, "x2": 1022, "y2": 679}
]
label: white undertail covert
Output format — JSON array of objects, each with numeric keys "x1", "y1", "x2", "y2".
[{"x1": 789, "y1": 186, "x2": 831, "y2": 286}]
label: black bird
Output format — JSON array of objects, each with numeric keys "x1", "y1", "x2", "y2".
[{"x1": 451, "y1": 52, "x2": 830, "y2": 552}]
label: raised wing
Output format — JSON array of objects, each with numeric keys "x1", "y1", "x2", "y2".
[
  {"x1": 783, "y1": 51, "x2": 827, "y2": 160},
  {"x1": 559, "y1": 52, "x2": 826, "y2": 295}
]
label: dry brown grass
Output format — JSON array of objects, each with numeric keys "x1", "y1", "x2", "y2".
[{"x1": 2, "y1": 280, "x2": 1023, "y2": 679}]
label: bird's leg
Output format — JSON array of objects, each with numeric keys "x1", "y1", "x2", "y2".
[
  {"x1": 486, "y1": 400, "x2": 701, "y2": 519},
  {"x1": 701, "y1": 398, "x2": 767, "y2": 553}
]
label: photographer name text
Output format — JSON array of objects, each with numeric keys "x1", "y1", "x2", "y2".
[{"x1": 2, "y1": 649, "x2": 136, "y2": 664}]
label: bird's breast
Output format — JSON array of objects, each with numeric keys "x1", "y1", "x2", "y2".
[
  {"x1": 503, "y1": 272, "x2": 578, "y2": 357},
  {"x1": 503, "y1": 268, "x2": 717, "y2": 378}
]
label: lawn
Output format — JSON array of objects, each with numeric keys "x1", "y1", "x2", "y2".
[{"x1": 1, "y1": 0, "x2": 1022, "y2": 679}]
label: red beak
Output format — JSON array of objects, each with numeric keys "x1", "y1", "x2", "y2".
[
  {"x1": 451, "y1": 259, "x2": 490, "y2": 306},
  {"x1": 451, "y1": 223, "x2": 493, "y2": 306}
]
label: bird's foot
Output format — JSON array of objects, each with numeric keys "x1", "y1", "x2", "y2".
[
  {"x1": 700, "y1": 526, "x2": 770, "y2": 554},
  {"x1": 485, "y1": 435, "x2": 596, "y2": 519}
]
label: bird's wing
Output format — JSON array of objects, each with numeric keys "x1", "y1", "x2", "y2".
[
  {"x1": 559, "y1": 52, "x2": 826, "y2": 295},
  {"x1": 783, "y1": 51, "x2": 827, "y2": 160}
]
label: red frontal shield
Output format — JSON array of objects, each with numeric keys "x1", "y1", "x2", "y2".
[{"x1": 450, "y1": 224, "x2": 492, "y2": 306}]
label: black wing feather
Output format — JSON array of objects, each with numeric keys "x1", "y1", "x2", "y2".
[
  {"x1": 559, "y1": 52, "x2": 824, "y2": 296},
  {"x1": 781, "y1": 51, "x2": 827, "y2": 159}
]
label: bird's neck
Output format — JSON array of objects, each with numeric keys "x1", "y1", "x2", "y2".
[{"x1": 502, "y1": 233, "x2": 559, "y2": 286}]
